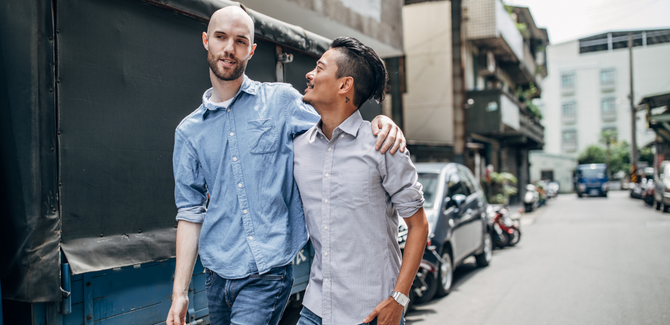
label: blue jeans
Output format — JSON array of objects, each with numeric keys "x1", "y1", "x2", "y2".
[
  {"x1": 296, "y1": 306, "x2": 406, "y2": 325},
  {"x1": 205, "y1": 264, "x2": 294, "y2": 325}
]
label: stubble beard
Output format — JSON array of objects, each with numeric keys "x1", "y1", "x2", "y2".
[{"x1": 208, "y1": 51, "x2": 247, "y2": 81}]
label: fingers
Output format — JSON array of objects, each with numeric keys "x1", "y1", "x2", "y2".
[
  {"x1": 371, "y1": 116, "x2": 382, "y2": 135},
  {"x1": 389, "y1": 127, "x2": 406, "y2": 154},
  {"x1": 379, "y1": 125, "x2": 397, "y2": 154},
  {"x1": 362, "y1": 308, "x2": 380, "y2": 324}
]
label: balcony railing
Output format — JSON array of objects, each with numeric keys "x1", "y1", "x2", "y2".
[
  {"x1": 466, "y1": 88, "x2": 544, "y2": 147},
  {"x1": 466, "y1": 0, "x2": 536, "y2": 84}
]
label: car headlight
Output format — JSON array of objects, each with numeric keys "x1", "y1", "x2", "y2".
[
  {"x1": 578, "y1": 184, "x2": 586, "y2": 191},
  {"x1": 602, "y1": 182, "x2": 609, "y2": 190}
]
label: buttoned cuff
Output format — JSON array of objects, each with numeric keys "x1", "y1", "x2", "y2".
[{"x1": 176, "y1": 206, "x2": 206, "y2": 223}]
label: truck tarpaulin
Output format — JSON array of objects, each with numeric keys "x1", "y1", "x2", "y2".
[{"x1": 1, "y1": 0, "x2": 330, "y2": 303}]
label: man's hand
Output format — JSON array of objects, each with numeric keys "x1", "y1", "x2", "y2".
[
  {"x1": 166, "y1": 294, "x2": 189, "y2": 325},
  {"x1": 371, "y1": 115, "x2": 406, "y2": 154},
  {"x1": 361, "y1": 297, "x2": 404, "y2": 325}
]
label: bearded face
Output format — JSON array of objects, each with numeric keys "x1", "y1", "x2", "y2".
[{"x1": 207, "y1": 50, "x2": 248, "y2": 81}]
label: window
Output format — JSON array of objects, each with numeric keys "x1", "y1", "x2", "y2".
[
  {"x1": 561, "y1": 74, "x2": 575, "y2": 88},
  {"x1": 562, "y1": 102, "x2": 576, "y2": 117},
  {"x1": 600, "y1": 69, "x2": 615, "y2": 85},
  {"x1": 562, "y1": 130, "x2": 577, "y2": 152},
  {"x1": 601, "y1": 98, "x2": 617, "y2": 121}
]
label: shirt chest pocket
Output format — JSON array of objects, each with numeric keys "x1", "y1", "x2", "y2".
[
  {"x1": 246, "y1": 118, "x2": 278, "y2": 154},
  {"x1": 336, "y1": 167, "x2": 370, "y2": 210}
]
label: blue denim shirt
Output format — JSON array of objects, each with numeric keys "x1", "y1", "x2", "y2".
[{"x1": 173, "y1": 75, "x2": 320, "y2": 278}]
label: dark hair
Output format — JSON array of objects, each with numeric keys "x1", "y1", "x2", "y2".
[{"x1": 330, "y1": 37, "x2": 388, "y2": 108}]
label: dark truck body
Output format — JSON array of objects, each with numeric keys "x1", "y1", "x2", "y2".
[{"x1": 0, "y1": 0, "x2": 381, "y2": 323}]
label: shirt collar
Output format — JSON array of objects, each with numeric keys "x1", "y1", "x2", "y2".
[
  {"x1": 307, "y1": 110, "x2": 363, "y2": 142},
  {"x1": 202, "y1": 75, "x2": 258, "y2": 111}
]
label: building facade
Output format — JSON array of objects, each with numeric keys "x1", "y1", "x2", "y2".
[
  {"x1": 402, "y1": 0, "x2": 548, "y2": 203},
  {"x1": 542, "y1": 29, "x2": 670, "y2": 157}
]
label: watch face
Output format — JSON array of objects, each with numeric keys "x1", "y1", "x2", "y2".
[{"x1": 393, "y1": 291, "x2": 409, "y2": 306}]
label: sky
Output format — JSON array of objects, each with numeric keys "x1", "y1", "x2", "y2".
[{"x1": 505, "y1": 0, "x2": 670, "y2": 44}]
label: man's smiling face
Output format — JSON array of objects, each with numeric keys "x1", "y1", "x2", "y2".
[
  {"x1": 303, "y1": 49, "x2": 345, "y2": 111},
  {"x1": 203, "y1": 8, "x2": 256, "y2": 81}
]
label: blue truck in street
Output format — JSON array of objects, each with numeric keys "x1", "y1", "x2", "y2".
[
  {"x1": 0, "y1": 0, "x2": 365, "y2": 323},
  {"x1": 575, "y1": 164, "x2": 609, "y2": 198}
]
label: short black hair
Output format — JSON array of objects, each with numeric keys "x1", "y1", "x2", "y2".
[{"x1": 330, "y1": 37, "x2": 388, "y2": 108}]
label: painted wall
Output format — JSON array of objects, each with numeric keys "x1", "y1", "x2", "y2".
[
  {"x1": 402, "y1": 1, "x2": 454, "y2": 145},
  {"x1": 529, "y1": 151, "x2": 578, "y2": 193}
]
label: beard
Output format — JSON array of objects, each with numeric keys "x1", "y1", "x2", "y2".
[{"x1": 208, "y1": 51, "x2": 247, "y2": 81}]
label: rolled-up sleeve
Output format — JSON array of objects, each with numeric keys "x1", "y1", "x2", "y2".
[
  {"x1": 173, "y1": 130, "x2": 207, "y2": 223},
  {"x1": 380, "y1": 149, "x2": 425, "y2": 218}
]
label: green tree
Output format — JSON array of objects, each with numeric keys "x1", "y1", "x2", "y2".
[{"x1": 599, "y1": 130, "x2": 618, "y2": 177}]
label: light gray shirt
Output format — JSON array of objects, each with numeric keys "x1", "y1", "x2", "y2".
[{"x1": 293, "y1": 110, "x2": 424, "y2": 325}]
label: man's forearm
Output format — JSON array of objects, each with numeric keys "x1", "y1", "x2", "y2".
[
  {"x1": 394, "y1": 208, "x2": 429, "y2": 295},
  {"x1": 173, "y1": 220, "x2": 203, "y2": 297}
]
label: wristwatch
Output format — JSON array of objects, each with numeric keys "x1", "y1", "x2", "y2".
[{"x1": 390, "y1": 291, "x2": 410, "y2": 307}]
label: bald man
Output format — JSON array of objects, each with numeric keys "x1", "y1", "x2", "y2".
[{"x1": 166, "y1": 5, "x2": 406, "y2": 325}]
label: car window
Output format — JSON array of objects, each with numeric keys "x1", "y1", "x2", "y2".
[
  {"x1": 446, "y1": 172, "x2": 470, "y2": 197},
  {"x1": 418, "y1": 173, "x2": 440, "y2": 208},
  {"x1": 459, "y1": 168, "x2": 478, "y2": 196}
]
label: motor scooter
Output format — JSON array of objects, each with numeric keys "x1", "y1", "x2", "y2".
[
  {"x1": 546, "y1": 181, "x2": 560, "y2": 198},
  {"x1": 489, "y1": 206, "x2": 521, "y2": 247},
  {"x1": 398, "y1": 218, "x2": 440, "y2": 309},
  {"x1": 524, "y1": 184, "x2": 539, "y2": 212}
]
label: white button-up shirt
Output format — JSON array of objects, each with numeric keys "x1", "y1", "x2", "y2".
[{"x1": 293, "y1": 111, "x2": 424, "y2": 325}]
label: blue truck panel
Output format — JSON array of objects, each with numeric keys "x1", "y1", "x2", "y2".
[{"x1": 27, "y1": 242, "x2": 313, "y2": 325}]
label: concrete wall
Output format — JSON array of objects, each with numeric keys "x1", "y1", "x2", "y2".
[
  {"x1": 529, "y1": 151, "x2": 578, "y2": 193},
  {"x1": 402, "y1": 1, "x2": 453, "y2": 145},
  {"x1": 542, "y1": 39, "x2": 670, "y2": 157}
]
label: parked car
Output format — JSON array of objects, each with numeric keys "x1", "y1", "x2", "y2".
[
  {"x1": 415, "y1": 163, "x2": 493, "y2": 300},
  {"x1": 575, "y1": 164, "x2": 609, "y2": 197},
  {"x1": 654, "y1": 161, "x2": 670, "y2": 212}
]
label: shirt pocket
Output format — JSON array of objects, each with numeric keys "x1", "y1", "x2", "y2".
[
  {"x1": 246, "y1": 118, "x2": 278, "y2": 154},
  {"x1": 337, "y1": 167, "x2": 369, "y2": 210}
]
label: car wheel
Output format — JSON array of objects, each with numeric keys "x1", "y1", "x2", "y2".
[
  {"x1": 662, "y1": 200, "x2": 669, "y2": 213},
  {"x1": 435, "y1": 250, "x2": 453, "y2": 297},
  {"x1": 475, "y1": 233, "x2": 492, "y2": 267},
  {"x1": 577, "y1": 193, "x2": 583, "y2": 198},
  {"x1": 656, "y1": 200, "x2": 661, "y2": 210},
  {"x1": 508, "y1": 229, "x2": 521, "y2": 246},
  {"x1": 413, "y1": 270, "x2": 436, "y2": 304}
]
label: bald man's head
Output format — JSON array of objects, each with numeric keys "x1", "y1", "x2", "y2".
[
  {"x1": 202, "y1": 5, "x2": 257, "y2": 82},
  {"x1": 207, "y1": 6, "x2": 255, "y2": 44}
]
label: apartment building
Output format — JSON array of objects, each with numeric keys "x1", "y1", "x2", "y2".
[
  {"x1": 242, "y1": 0, "x2": 405, "y2": 119},
  {"x1": 402, "y1": 0, "x2": 548, "y2": 202},
  {"x1": 542, "y1": 29, "x2": 670, "y2": 157}
]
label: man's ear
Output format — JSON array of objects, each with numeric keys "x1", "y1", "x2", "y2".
[
  {"x1": 249, "y1": 43, "x2": 257, "y2": 59},
  {"x1": 339, "y1": 76, "x2": 354, "y2": 95},
  {"x1": 202, "y1": 32, "x2": 209, "y2": 51}
]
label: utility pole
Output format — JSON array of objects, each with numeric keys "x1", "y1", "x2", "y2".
[
  {"x1": 629, "y1": 32, "x2": 638, "y2": 183},
  {"x1": 452, "y1": 0, "x2": 466, "y2": 164}
]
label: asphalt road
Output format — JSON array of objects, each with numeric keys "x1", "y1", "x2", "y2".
[
  {"x1": 280, "y1": 191, "x2": 670, "y2": 325},
  {"x1": 405, "y1": 191, "x2": 670, "y2": 325}
]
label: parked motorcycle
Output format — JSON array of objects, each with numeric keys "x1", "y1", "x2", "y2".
[
  {"x1": 524, "y1": 184, "x2": 540, "y2": 212},
  {"x1": 398, "y1": 218, "x2": 439, "y2": 309},
  {"x1": 643, "y1": 178, "x2": 656, "y2": 206},
  {"x1": 546, "y1": 181, "x2": 560, "y2": 198},
  {"x1": 488, "y1": 205, "x2": 521, "y2": 247}
]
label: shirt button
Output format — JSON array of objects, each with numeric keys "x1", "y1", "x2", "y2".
[
  {"x1": 248, "y1": 236, "x2": 253, "y2": 240},
  {"x1": 324, "y1": 225, "x2": 328, "y2": 230},
  {"x1": 340, "y1": 135, "x2": 344, "y2": 138},
  {"x1": 227, "y1": 108, "x2": 231, "y2": 112},
  {"x1": 324, "y1": 278, "x2": 329, "y2": 282},
  {"x1": 230, "y1": 132, "x2": 234, "y2": 136},
  {"x1": 243, "y1": 209, "x2": 248, "y2": 214},
  {"x1": 323, "y1": 199, "x2": 328, "y2": 203},
  {"x1": 238, "y1": 183, "x2": 243, "y2": 188},
  {"x1": 325, "y1": 173, "x2": 329, "y2": 177},
  {"x1": 328, "y1": 147, "x2": 332, "y2": 152},
  {"x1": 324, "y1": 252, "x2": 328, "y2": 256},
  {"x1": 233, "y1": 157, "x2": 237, "y2": 162}
]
